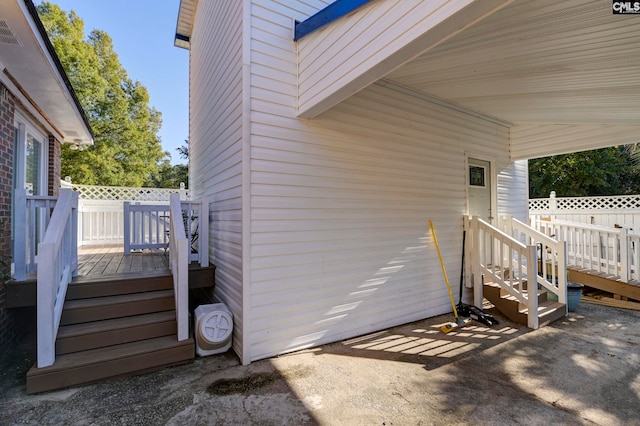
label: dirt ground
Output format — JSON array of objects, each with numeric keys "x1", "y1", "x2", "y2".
[{"x1": 1, "y1": 301, "x2": 639, "y2": 425}]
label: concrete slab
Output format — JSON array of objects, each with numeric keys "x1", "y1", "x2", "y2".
[{"x1": 1, "y1": 301, "x2": 639, "y2": 425}]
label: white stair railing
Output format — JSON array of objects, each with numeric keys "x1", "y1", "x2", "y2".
[
  {"x1": 466, "y1": 216, "x2": 539, "y2": 329},
  {"x1": 169, "y1": 193, "x2": 189, "y2": 341},
  {"x1": 504, "y1": 216, "x2": 567, "y2": 307},
  {"x1": 180, "y1": 200, "x2": 209, "y2": 266},
  {"x1": 36, "y1": 188, "x2": 79, "y2": 367}
]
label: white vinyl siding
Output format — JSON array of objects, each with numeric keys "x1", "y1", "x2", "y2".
[
  {"x1": 497, "y1": 159, "x2": 528, "y2": 222},
  {"x1": 249, "y1": 0, "x2": 512, "y2": 360},
  {"x1": 296, "y1": 0, "x2": 510, "y2": 118},
  {"x1": 189, "y1": 0, "x2": 244, "y2": 357}
]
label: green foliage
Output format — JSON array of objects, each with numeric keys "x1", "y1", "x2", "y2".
[
  {"x1": 147, "y1": 160, "x2": 188, "y2": 189},
  {"x1": 38, "y1": 2, "x2": 168, "y2": 187},
  {"x1": 529, "y1": 145, "x2": 640, "y2": 198}
]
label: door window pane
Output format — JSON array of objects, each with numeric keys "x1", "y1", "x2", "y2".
[{"x1": 26, "y1": 133, "x2": 42, "y2": 195}]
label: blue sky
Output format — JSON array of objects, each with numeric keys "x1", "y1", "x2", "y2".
[{"x1": 38, "y1": 1, "x2": 189, "y2": 165}]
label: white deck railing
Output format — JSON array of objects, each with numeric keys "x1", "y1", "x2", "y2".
[
  {"x1": 123, "y1": 202, "x2": 171, "y2": 253},
  {"x1": 531, "y1": 218, "x2": 640, "y2": 283},
  {"x1": 169, "y1": 193, "x2": 189, "y2": 341},
  {"x1": 123, "y1": 199, "x2": 209, "y2": 266},
  {"x1": 60, "y1": 181, "x2": 188, "y2": 247},
  {"x1": 14, "y1": 189, "x2": 59, "y2": 280},
  {"x1": 466, "y1": 216, "x2": 540, "y2": 329},
  {"x1": 36, "y1": 188, "x2": 79, "y2": 367},
  {"x1": 14, "y1": 184, "x2": 207, "y2": 367}
]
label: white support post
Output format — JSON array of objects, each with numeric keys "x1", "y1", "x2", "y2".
[
  {"x1": 549, "y1": 191, "x2": 557, "y2": 216},
  {"x1": 169, "y1": 193, "x2": 189, "y2": 342},
  {"x1": 557, "y1": 241, "x2": 568, "y2": 307},
  {"x1": 36, "y1": 241, "x2": 55, "y2": 367},
  {"x1": 471, "y1": 216, "x2": 484, "y2": 308},
  {"x1": 176, "y1": 236, "x2": 189, "y2": 341},
  {"x1": 527, "y1": 245, "x2": 539, "y2": 330},
  {"x1": 620, "y1": 227, "x2": 629, "y2": 283},
  {"x1": 123, "y1": 201, "x2": 131, "y2": 255},
  {"x1": 14, "y1": 189, "x2": 27, "y2": 280},
  {"x1": 199, "y1": 199, "x2": 209, "y2": 267},
  {"x1": 71, "y1": 191, "x2": 79, "y2": 276}
]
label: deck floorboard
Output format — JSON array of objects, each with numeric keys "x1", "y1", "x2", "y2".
[{"x1": 79, "y1": 247, "x2": 169, "y2": 277}]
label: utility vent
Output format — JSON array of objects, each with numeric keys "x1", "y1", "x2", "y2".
[{"x1": 0, "y1": 19, "x2": 22, "y2": 46}]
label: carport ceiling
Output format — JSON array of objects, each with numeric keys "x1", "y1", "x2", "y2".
[{"x1": 385, "y1": 0, "x2": 640, "y2": 125}]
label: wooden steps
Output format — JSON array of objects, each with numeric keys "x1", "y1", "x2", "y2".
[
  {"x1": 483, "y1": 281, "x2": 566, "y2": 327},
  {"x1": 26, "y1": 273, "x2": 195, "y2": 394},
  {"x1": 56, "y1": 311, "x2": 177, "y2": 355},
  {"x1": 27, "y1": 336, "x2": 194, "y2": 394}
]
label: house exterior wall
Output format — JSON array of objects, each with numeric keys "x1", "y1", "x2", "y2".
[
  {"x1": 188, "y1": 0, "x2": 245, "y2": 357},
  {"x1": 0, "y1": 83, "x2": 16, "y2": 355},
  {"x1": 189, "y1": 0, "x2": 528, "y2": 363},
  {"x1": 246, "y1": 0, "x2": 520, "y2": 361},
  {"x1": 497, "y1": 159, "x2": 528, "y2": 222}
]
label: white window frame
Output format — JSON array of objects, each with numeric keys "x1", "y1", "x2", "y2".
[{"x1": 14, "y1": 111, "x2": 48, "y2": 196}]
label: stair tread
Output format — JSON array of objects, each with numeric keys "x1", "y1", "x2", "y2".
[
  {"x1": 70, "y1": 270, "x2": 171, "y2": 284},
  {"x1": 29, "y1": 335, "x2": 193, "y2": 374},
  {"x1": 64, "y1": 289, "x2": 174, "y2": 310},
  {"x1": 58, "y1": 311, "x2": 176, "y2": 339},
  {"x1": 538, "y1": 301, "x2": 565, "y2": 313}
]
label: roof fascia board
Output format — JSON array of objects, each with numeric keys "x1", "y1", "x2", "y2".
[
  {"x1": 21, "y1": 0, "x2": 93, "y2": 143},
  {"x1": 294, "y1": 0, "x2": 375, "y2": 41}
]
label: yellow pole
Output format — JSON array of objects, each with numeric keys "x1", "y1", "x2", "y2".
[{"x1": 429, "y1": 220, "x2": 460, "y2": 319}]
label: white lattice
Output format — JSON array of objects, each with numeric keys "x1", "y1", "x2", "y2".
[
  {"x1": 530, "y1": 194, "x2": 640, "y2": 212},
  {"x1": 528, "y1": 198, "x2": 549, "y2": 211},
  {"x1": 66, "y1": 183, "x2": 189, "y2": 201}
]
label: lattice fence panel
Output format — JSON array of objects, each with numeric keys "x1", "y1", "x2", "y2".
[
  {"x1": 528, "y1": 198, "x2": 549, "y2": 211},
  {"x1": 66, "y1": 183, "x2": 189, "y2": 201},
  {"x1": 530, "y1": 195, "x2": 640, "y2": 212}
]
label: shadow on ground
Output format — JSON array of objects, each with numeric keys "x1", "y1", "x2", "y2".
[
  {"x1": 1, "y1": 302, "x2": 639, "y2": 425},
  {"x1": 0, "y1": 334, "x2": 317, "y2": 425}
]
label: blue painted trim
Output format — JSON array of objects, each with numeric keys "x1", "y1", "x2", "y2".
[
  {"x1": 175, "y1": 33, "x2": 190, "y2": 43},
  {"x1": 294, "y1": 0, "x2": 373, "y2": 41}
]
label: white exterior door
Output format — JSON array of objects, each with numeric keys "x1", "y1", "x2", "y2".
[{"x1": 468, "y1": 158, "x2": 492, "y2": 222}]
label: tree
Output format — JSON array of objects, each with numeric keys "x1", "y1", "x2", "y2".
[
  {"x1": 176, "y1": 139, "x2": 189, "y2": 161},
  {"x1": 37, "y1": 2, "x2": 167, "y2": 187},
  {"x1": 147, "y1": 142, "x2": 189, "y2": 188},
  {"x1": 529, "y1": 145, "x2": 640, "y2": 198}
]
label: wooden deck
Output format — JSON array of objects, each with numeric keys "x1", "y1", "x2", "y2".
[{"x1": 78, "y1": 246, "x2": 169, "y2": 277}]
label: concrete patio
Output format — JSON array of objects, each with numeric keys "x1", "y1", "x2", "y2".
[{"x1": 1, "y1": 301, "x2": 639, "y2": 425}]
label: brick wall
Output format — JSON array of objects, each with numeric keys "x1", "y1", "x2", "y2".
[
  {"x1": 48, "y1": 135, "x2": 61, "y2": 196},
  {"x1": 0, "y1": 83, "x2": 16, "y2": 356}
]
